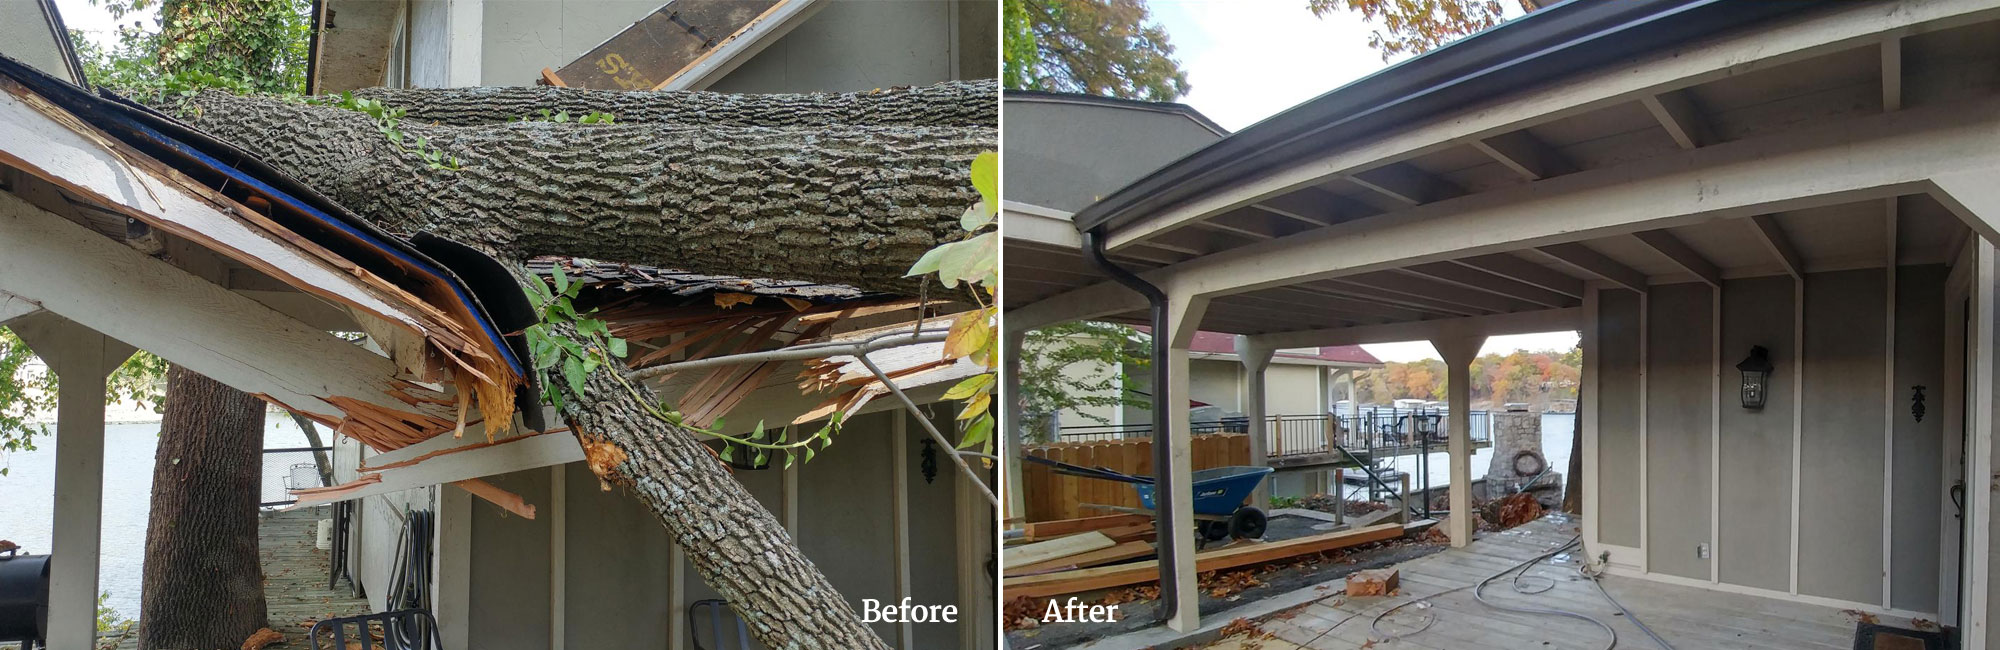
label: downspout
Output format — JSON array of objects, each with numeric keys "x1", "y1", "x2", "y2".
[{"x1": 1082, "y1": 229, "x2": 1183, "y2": 623}]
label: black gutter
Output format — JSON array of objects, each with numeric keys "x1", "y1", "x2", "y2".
[
  {"x1": 1082, "y1": 229, "x2": 1184, "y2": 623},
  {"x1": 1070, "y1": 0, "x2": 1813, "y2": 234}
]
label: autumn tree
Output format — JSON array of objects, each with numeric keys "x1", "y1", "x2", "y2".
[
  {"x1": 1307, "y1": 0, "x2": 1538, "y2": 61},
  {"x1": 1003, "y1": 0, "x2": 1191, "y2": 101}
]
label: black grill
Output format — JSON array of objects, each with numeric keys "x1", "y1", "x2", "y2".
[{"x1": 0, "y1": 549, "x2": 50, "y2": 647}]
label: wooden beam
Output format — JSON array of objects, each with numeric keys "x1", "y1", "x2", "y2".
[
  {"x1": 1251, "y1": 307, "x2": 1581, "y2": 350},
  {"x1": 1002, "y1": 523, "x2": 1404, "y2": 599},
  {"x1": 1534, "y1": 243, "x2": 1649, "y2": 293},
  {"x1": 1100, "y1": 1, "x2": 2000, "y2": 251},
  {"x1": 1642, "y1": 90, "x2": 1711, "y2": 149},
  {"x1": 1020, "y1": 514, "x2": 1153, "y2": 541},
  {"x1": 1346, "y1": 163, "x2": 1465, "y2": 206},
  {"x1": 1403, "y1": 261, "x2": 1576, "y2": 308},
  {"x1": 1749, "y1": 214, "x2": 1805, "y2": 279},
  {"x1": 1196, "y1": 208, "x2": 1300, "y2": 240},
  {"x1": 1633, "y1": 229, "x2": 1722, "y2": 287},
  {"x1": 1360, "y1": 270, "x2": 1535, "y2": 313},
  {"x1": 1882, "y1": 36, "x2": 1903, "y2": 112},
  {"x1": 1308, "y1": 280, "x2": 1483, "y2": 318},
  {"x1": 0, "y1": 190, "x2": 436, "y2": 421},
  {"x1": 1452, "y1": 253, "x2": 1586, "y2": 299},
  {"x1": 1253, "y1": 187, "x2": 1381, "y2": 227},
  {"x1": 1469, "y1": 130, "x2": 1574, "y2": 181},
  {"x1": 0, "y1": 290, "x2": 39, "y2": 326}
]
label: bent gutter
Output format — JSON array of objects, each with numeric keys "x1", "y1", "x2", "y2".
[
  {"x1": 1070, "y1": 0, "x2": 1807, "y2": 235},
  {"x1": 1082, "y1": 229, "x2": 1185, "y2": 624}
]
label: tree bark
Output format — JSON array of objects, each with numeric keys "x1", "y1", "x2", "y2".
[
  {"x1": 139, "y1": 366, "x2": 268, "y2": 650},
  {"x1": 344, "y1": 79, "x2": 996, "y2": 127},
  {"x1": 177, "y1": 91, "x2": 994, "y2": 294},
  {"x1": 548, "y1": 320, "x2": 890, "y2": 649}
]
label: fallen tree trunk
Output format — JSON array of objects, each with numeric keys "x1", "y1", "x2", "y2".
[
  {"x1": 344, "y1": 79, "x2": 996, "y2": 127},
  {"x1": 178, "y1": 92, "x2": 990, "y2": 294},
  {"x1": 548, "y1": 320, "x2": 887, "y2": 649},
  {"x1": 167, "y1": 81, "x2": 995, "y2": 649}
]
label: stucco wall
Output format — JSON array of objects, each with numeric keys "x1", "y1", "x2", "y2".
[
  {"x1": 1187, "y1": 359, "x2": 1241, "y2": 413},
  {"x1": 1266, "y1": 364, "x2": 1325, "y2": 416},
  {"x1": 1596, "y1": 266, "x2": 1948, "y2": 610},
  {"x1": 478, "y1": 0, "x2": 994, "y2": 91}
]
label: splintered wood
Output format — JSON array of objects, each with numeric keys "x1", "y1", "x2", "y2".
[{"x1": 1346, "y1": 568, "x2": 1399, "y2": 597}]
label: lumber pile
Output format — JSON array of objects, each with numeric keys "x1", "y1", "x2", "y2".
[
  {"x1": 1003, "y1": 522, "x2": 1406, "y2": 599},
  {"x1": 1002, "y1": 514, "x2": 1163, "y2": 578}
]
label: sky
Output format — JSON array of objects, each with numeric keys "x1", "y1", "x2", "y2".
[
  {"x1": 1144, "y1": 0, "x2": 1564, "y2": 363},
  {"x1": 53, "y1": 0, "x2": 150, "y2": 51}
]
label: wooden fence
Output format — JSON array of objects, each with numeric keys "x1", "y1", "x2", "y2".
[{"x1": 1018, "y1": 433, "x2": 1249, "y2": 523}]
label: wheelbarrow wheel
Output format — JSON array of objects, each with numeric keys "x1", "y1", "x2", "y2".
[
  {"x1": 1228, "y1": 507, "x2": 1268, "y2": 540},
  {"x1": 1200, "y1": 520, "x2": 1232, "y2": 541}
]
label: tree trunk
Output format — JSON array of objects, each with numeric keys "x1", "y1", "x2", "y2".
[
  {"x1": 548, "y1": 319, "x2": 890, "y2": 649},
  {"x1": 139, "y1": 366, "x2": 268, "y2": 650},
  {"x1": 176, "y1": 89, "x2": 994, "y2": 294},
  {"x1": 345, "y1": 79, "x2": 995, "y2": 127}
]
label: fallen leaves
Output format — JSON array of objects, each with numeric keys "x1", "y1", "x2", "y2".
[{"x1": 240, "y1": 627, "x2": 284, "y2": 650}]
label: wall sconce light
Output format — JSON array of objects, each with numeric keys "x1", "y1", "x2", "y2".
[{"x1": 1736, "y1": 346, "x2": 1773, "y2": 410}]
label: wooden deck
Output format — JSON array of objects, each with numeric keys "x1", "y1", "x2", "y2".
[
  {"x1": 1224, "y1": 515, "x2": 1924, "y2": 650},
  {"x1": 99, "y1": 506, "x2": 372, "y2": 649}
]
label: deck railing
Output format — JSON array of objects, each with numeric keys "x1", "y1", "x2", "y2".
[
  {"x1": 260, "y1": 446, "x2": 333, "y2": 507},
  {"x1": 1053, "y1": 409, "x2": 1495, "y2": 458}
]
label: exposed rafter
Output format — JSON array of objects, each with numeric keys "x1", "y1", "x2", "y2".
[
  {"x1": 1304, "y1": 280, "x2": 1483, "y2": 318},
  {"x1": 0, "y1": 290, "x2": 41, "y2": 326},
  {"x1": 1196, "y1": 208, "x2": 1300, "y2": 240},
  {"x1": 1345, "y1": 162, "x2": 1465, "y2": 206},
  {"x1": 1451, "y1": 253, "x2": 1586, "y2": 299},
  {"x1": 1748, "y1": 214, "x2": 1805, "y2": 279},
  {"x1": 1253, "y1": 286, "x2": 1435, "y2": 322},
  {"x1": 1252, "y1": 187, "x2": 1378, "y2": 227},
  {"x1": 1534, "y1": 243, "x2": 1648, "y2": 293},
  {"x1": 1632, "y1": 229, "x2": 1721, "y2": 287},
  {"x1": 1881, "y1": 36, "x2": 1903, "y2": 112},
  {"x1": 1360, "y1": 271, "x2": 1532, "y2": 313},
  {"x1": 1251, "y1": 307, "x2": 1582, "y2": 350},
  {"x1": 1641, "y1": 89, "x2": 1711, "y2": 150},
  {"x1": 1469, "y1": 130, "x2": 1574, "y2": 181},
  {"x1": 1403, "y1": 261, "x2": 1574, "y2": 308}
]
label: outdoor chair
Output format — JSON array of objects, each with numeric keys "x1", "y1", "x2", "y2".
[
  {"x1": 687, "y1": 599, "x2": 752, "y2": 650},
  {"x1": 307, "y1": 609, "x2": 442, "y2": 650}
]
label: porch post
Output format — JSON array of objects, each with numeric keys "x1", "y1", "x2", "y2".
[
  {"x1": 1002, "y1": 327, "x2": 1027, "y2": 520},
  {"x1": 1433, "y1": 335, "x2": 1486, "y2": 548},
  {"x1": 1236, "y1": 336, "x2": 1275, "y2": 509},
  {"x1": 10, "y1": 313, "x2": 131, "y2": 650},
  {"x1": 1162, "y1": 294, "x2": 1210, "y2": 632}
]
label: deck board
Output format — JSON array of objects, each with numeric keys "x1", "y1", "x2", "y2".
[
  {"x1": 96, "y1": 506, "x2": 372, "y2": 649},
  {"x1": 1222, "y1": 515, "x2": 1911, "y2": 650}
]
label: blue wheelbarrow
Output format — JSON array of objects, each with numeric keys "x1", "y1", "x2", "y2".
[{"x1": 1023, "y1": 456, "x2": 1275, "y2": 543}]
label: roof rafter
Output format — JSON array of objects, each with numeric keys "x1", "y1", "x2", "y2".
[
  {"x1": 1403, "y1": 261, "x2": 1576, "y2": 308},
  {"x1": 1469, "y1": 130, "x2": 1575, "y2": 181},
  {"x1": 1451, "y1": 253, "x2": 1586, "y2": 299},
  {"x1": 1345, "y1": 162, "x2": 1465, "y2": 206},
  {"x1": 1641, "y1": 89, "x2": 1711, "y2": 150},
  {"x1": 1534, "y1": 243, "x2": 1649, "y2": 293},
  {"x1": 1748, "y1": 214, "x2": 1805, "y2": 279},
  {"x1": 1633, "y1": 229, "x2": 1721, "y2": 287}
]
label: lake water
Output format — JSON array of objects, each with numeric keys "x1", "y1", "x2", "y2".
[
  {"x1": 0, "y1": 417, "x2": 319, "y2": 620},
  {"x1": 1370, "y1": 412, "x2": 1575, "y2": 497}
]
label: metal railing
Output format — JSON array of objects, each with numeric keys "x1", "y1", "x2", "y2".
[
  {"x1": 260, "y1": 446, "x2": 333, "y2": 507},
  {"x1": 1052, "y1": 408, "x2": 1495, "y2": 455}
]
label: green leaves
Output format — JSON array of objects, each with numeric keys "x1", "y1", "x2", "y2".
[
  {"x1": 311, "y1": 91, "x2": 462, "y2": 171},
  {"x1": 900, "y1": 153, "x2": 1001, "y2": 457}
]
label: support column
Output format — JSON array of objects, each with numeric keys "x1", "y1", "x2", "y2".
[
  {"x1": 436, "y1": 484, "x2": 472, "y2": 650},
  {"x1": 1162, "y1": 295, "x2": 1210, "y2": 632},
  {"x1": 1002, "y1": 327, "x2": 1027, "y2": 521},
  {"x1": 1236, "y1": 336, "x2": 1275, "y2": 509},
  {"x1": 1433, "y1": 335, "x2": 1486, "y2": 548},
  {"x1": 11, "y1": 313, "x2": 131, "y2": 650}
]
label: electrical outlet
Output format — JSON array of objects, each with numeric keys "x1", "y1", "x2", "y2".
[{"x1": 1697, "y1": 543, "x2": 1710, "y2": 559}]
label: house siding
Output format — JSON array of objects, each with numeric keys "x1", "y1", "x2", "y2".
[
  {"x1": 1599, "y1": 267, "x2": 1948, "y2": 611},
  {"x1": 1644, "y1": 282, "x2": 1712, "y2": 581}
]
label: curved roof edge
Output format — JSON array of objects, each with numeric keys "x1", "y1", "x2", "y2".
[
  {"x1": 1005, "y1": 89, "x2": 1229, "y2": 136},
  {"x1": 1069, "y1": 0, "x2": 1810, "y2": 234}
]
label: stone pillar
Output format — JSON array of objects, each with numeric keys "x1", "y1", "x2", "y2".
[{"x1": 1484, "y1": 411, "x2": 1559, "y2": 507}]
